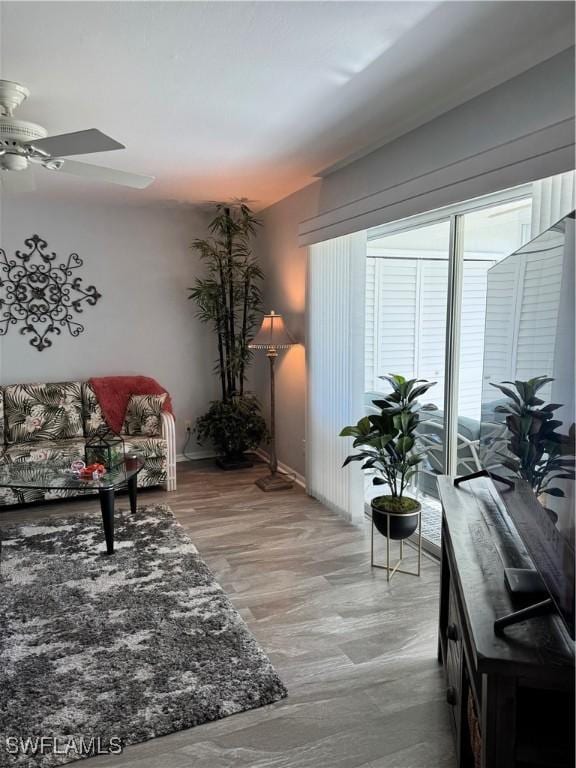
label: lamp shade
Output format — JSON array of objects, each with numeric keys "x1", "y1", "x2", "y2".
[{"x1": 249, "y1": 311, "x2": 295, "y2": 350}]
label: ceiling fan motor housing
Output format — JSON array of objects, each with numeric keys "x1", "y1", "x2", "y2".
[
  {"x1": 0, "y1": 115, "x2": 48, "y2": 144},
  {"x1": 0, "y1": 80, "x2": 48, "y2": 171},
  {"x1": 0, "y1": 118, "x2": 48, "y2": 171}
]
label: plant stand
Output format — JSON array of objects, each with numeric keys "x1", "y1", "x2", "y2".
[{"x1": 370, "y1": 508, "x2": 422, "y2": 581}]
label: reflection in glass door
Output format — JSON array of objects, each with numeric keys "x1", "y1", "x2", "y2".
[{"x1": 456, "y1": 199, "x2": 534, "y2": 473}]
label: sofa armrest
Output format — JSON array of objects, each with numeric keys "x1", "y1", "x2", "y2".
[{"x1": 160, "y1": 411, "x2": 177, "y2": 491}]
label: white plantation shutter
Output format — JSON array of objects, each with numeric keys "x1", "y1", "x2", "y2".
[
  {"x1": 418, "y1": 259, "x2": 448, "y2": 411},
  {"x1": 365, "y1": 257, "x2": 447, "y2": 412},
  {"x1": 481, "y1": 256, "x2": 521, "y2": 404},
  {"x1": 531, "y1": 171, "x2": 575, "y2": 236},
  {"x1": 514, "y1": 238, "x2": 564, "y2": 402},
  {"x1": 482, "y1": 228, "x2": 565, "y2": 404},
  {"x1": 375, "y1": 258, "x2": 418, "y2": 387},
  {"x1": 364, "y1": 259, "x2": 377, "y2": 391},
  {"x1": 307, "y1": 231, "x2": 367, "y2": 523},
  {"x1": 459, "y1": 261, "x2": 495, "y2": 419},
  {"x1": 366, "y1": 255, "x2": 496, "y2": 419}
]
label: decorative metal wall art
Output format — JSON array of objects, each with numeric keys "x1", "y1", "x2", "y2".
[{"x1": 0, "y1": 234, "x2": 102, "y2": 351}]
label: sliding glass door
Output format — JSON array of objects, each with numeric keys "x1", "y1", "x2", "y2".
[
  {"x1": 365, "y1": 186, "x2": 541, "y2": 551},
  {"x1": 305, "y1": 171, "x2": 573, "y2": 536},
  {"x1": 365, "y1": 220, "x2": 451, "y2": 546}
]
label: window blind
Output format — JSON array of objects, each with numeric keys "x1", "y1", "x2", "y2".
[{"x1": 307, "y1": 231, "x2": 366, "y2": 523}]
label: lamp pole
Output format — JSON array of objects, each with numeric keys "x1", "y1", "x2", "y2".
[
  {"x1": 250, "y1": 310, "x2": 294, "y2": 491},
  {"x1": 267, "y1": 347, "x2": 278, "y2": 477},
  {"x1": 256, "y1": 344, "x2": 293, "y2": 491}
]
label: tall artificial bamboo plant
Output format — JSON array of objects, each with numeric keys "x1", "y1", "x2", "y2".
[{"x1": 189, "y1": 200, "x2": 267, "y2": 462}]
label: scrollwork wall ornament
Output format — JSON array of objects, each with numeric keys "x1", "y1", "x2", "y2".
[{"x1": 0, "y1": 234, "x2": 102, "y2": 351}]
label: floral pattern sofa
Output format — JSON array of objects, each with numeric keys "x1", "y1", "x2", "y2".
[{"x1": 0, "y1": 380, "x2": 177, "y2": 506}]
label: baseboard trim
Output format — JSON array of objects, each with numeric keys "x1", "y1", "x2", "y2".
[
  {"x1": 254, "y1": 448, "x2": 306, "y2": 489},
  {"x1": 176, "y1": 449, "x2": 307, "y2": 490},
  {"x1": 176, "y1": 450, "x2": 216, "y2": 462}
]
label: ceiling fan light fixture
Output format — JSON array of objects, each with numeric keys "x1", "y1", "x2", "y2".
[{"x1": 1, "y1": 153, "x2": 28, "y2": 171}]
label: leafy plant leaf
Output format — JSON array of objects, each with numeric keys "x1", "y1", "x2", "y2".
[
  {"x1": 340, "y1": 373, "x2": 435, "y2": 502},
  {"x1": 542, "y1": 487, "x2": 565, "y2": 497}
]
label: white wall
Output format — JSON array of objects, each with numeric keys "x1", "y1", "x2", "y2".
[
  {"x1": 253, "y1": 183, "x2": 320, "y2": 476},
  {"x1": 0, "y1": 198, "x2": 217, "y2": 454}
]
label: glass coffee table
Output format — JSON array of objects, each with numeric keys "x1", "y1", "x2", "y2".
[{"x1": 0, "y1": 457, "x2": 144, "y2": 556}]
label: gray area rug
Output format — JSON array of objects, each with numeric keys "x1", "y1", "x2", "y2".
[{"x1": 0, "y1": 505, "x2": 287, "y2": 767}]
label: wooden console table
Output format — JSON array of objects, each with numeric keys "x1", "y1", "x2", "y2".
[{"x1": 437, "y1": 476, "x2": 574, "y2": 768}]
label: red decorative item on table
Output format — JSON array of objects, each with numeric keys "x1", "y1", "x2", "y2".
[{"x1": 81, "y1": 462, "x2": 107, "y2": 479}]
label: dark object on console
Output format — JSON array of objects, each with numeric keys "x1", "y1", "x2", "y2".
[
  {"x1": 493, "y1": 597, "x2": 555, "y2": 635},
  {"x1": 503, "y1": 567, "x2": 546, "y2": 595},
  {"x1": 453, "y1": 468, "x2": 515, "y2": 489},
  {"x1": 437, "y1": 476, "x2": 574, "y2": 768}
]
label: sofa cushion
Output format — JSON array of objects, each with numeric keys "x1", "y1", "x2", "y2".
[
  {"x1": 1, "y1": 438, "x2": 86, "y2": 465},
  {"x1": 123, "y1": 394, "x2": 166, "y2": 437},
  {"x1": 122, "y1": 435, "x2": 167, "y2": 488},
  {"x1": 4, "y1": 382, "x2": 84, "y2": 444},
  {"x1": 81, "y1": 382, "x2": 108, "y2": 437},
  {"x1": 122, "y1": 435, "x2": 166, "y2": 460}
]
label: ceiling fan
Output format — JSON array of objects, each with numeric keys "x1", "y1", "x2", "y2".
[{"x1": 0, "y1": 80, "x2": 154, "y2": 190}]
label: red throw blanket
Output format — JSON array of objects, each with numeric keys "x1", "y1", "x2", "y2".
[{"x1": 89, "y1": 376, "x2": 174, "y2": 434}]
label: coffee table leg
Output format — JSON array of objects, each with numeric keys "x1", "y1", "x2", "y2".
[
  {"x1": 128, "y1": 474, "x2": 138, "y2": 514},
  {"x1": 99, "y1": 488, "x2": 115, "y2": 555}
]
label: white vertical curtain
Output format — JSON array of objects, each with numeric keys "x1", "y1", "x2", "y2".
[{"x1": 306, "y1": 231, "x2": 366, "y2": 523}]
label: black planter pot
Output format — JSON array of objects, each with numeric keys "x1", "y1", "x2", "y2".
[
  {"x1": 371, "y1": 497, "x2": 421, "y2": 540},
  {"x1": 215, "y1": 454, "x2": 254, "y2": 470}
]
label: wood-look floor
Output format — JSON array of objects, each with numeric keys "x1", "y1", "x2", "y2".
[{"x1": 1, "y1": 460, "x2": 455, "y2": 768}]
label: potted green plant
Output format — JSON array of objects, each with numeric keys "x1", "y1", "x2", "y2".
[
  {"x1": 340, "y1": 374, "x2": 436, "y2": 539},
  {"x1": 491, "y1": 376, "x2": 575, "y2": 517},
  {"x1": 189, "y1": 200, "x2": 268, "y2": 468},
  {"x1": 194, "y1": 394, "x2": 268, "y2": 466}
]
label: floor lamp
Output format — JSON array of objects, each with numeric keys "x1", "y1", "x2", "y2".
[{"x1": 249, "y1": 311, "x2": 295, "y2": 491}]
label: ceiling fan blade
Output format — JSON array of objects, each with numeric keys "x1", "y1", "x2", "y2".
[
  {"x1": 29, "y1": 129, "x2": 125, "y2": 157},
  {"x1": 0, "y1": 168, "x2": 36, "y2": 193},
  {"x1": 46, "y1": 158, "x2": 154, "y2": 189}
]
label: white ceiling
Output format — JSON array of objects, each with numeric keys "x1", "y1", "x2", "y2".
[{"x1": 0, "y1": 1, "x2": 573, "y2": 209}]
